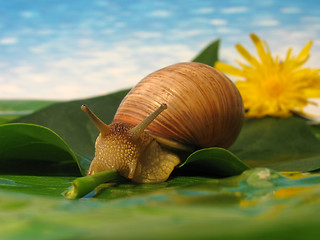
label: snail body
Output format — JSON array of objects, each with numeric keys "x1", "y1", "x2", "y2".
[{"x1": 82, "y1": 62, "x2": 244, "y2": 183}]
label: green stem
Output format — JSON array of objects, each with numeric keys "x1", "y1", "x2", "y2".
[{"x1": 64, "y1": 170, "x2": 122, "y2": 199}]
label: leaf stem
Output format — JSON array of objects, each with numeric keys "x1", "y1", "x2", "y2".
[{"x1": 64, "y1": 170, "x2": 122, "y2": 199}]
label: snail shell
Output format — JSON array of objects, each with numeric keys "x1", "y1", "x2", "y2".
[
  {"x1": 83, "y1": 62, "x2": 244, "y2": 183},
  {"x1": 114, "y1": 62, "x2": 244, "y2": 149}
]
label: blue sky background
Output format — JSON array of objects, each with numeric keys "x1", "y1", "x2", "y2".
[{"x1": 0, "y1": 0, "x2": 319, "y2": 100}]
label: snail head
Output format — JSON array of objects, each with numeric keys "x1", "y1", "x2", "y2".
[{"x1": 81, "y1": 104, "x2": 168, "y2": 180}]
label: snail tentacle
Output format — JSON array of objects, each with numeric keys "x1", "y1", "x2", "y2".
[
  {"x1": 81, "y1": 104, "x2": 110, "y2": 135},
  {"x1": 129, "y1": 103, "x2": 167, "y2": 140}
]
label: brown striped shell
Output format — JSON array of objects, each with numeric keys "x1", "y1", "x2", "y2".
[{"x1": 113, "y1": 62, "x2": 244, "y2": 150}]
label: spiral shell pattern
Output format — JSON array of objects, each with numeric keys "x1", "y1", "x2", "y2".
[{"x1": 113, "y1": 62, "x2": 244, "y2": 149}]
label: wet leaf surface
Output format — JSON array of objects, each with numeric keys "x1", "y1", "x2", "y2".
[{"x1": 1, "y1": 169, "x2": 320, "y2": 239}]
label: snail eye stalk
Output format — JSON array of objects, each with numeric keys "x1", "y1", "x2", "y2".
[
  {"x1": 129, "y1": 103, "x2": 167, "y2": 139},
  {"x1": 81, "y1": 104, "x2": 110, "y2": 135}
]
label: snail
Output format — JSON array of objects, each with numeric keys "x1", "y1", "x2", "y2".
[{"x1": 81, "y1": 62, "x2": 244, "y2": 183}]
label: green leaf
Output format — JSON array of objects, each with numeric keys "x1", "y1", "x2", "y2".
[
  {"x1": 309, "y1": 123, "x2": 320, "y2": 142},
  {"x1": 0, "y1": 123, "x2": 80, "y2": 176},
  {"x1": 179, "y1": 147, "x2": 250, "y2": 177},
  {"x1": 1, "y1": 169, "x2": 320, "y2": 239},
  {"x1": 192, "y1": 39, "x2": 220, "y2": 66},
  {"x1": 12, "y1": 90, "x2": 129, "y2": 174},
  {"x1": 0, "y1": 175, "x2": 74, "y2": 197},
  {"x1": 229, "y1": 117, "x2": 320, "y2": 172}
]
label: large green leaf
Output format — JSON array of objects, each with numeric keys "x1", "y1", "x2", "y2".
[
  {"x1": 1, "y1": 169, "x2": 320, "y2": 239},
  {"x1": 0, "y1": 175, "x2": 74, "y2": 196},
  {"x1": 309, "y1": 123, "x2": 320, "y2": 142},
  {"x1": 179, "y1": 147, "x2": 250, "y2": 177},
  {"x1": 12, "y1": 90, "x2": 129, "y2": 174},
  {"x1": 230, "y1": 117, "x2": 320, "y2": 172},
  {"x1": 192, "y1": 39, "x2": 220, "y2": 66},
  {"x1": 0, "y1": 123, "x2": 80, "y2": 176}
]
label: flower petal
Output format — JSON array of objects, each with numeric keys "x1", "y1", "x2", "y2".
[
  {"x1": 286, "y1": 48, "x2": 293, "y2": 61},
  {"x1": 235, "y1": 44, "x2": 259, "y2": 66},
  {"x1": 214, "y1": 62, "x2": 243, "y2": 76},
  {"x1": 250, "y1": 33, "x2": 272, "y2": 64},
  {"x1": 304, "y1": 88, "x2": 320, "y2": 98},
  {"x1": 297, "y1": 41, "x2": 312, "y2": 61}
]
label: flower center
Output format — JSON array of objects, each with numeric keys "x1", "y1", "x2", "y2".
[{"x1": 262, "y1": 76, "x2": 285, "y2": 99}]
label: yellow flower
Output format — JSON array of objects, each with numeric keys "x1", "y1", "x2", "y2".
[{"x1": 215, "y1": 33, "x2": 320, "y2": 118}]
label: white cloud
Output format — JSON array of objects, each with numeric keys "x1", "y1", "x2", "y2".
[
  {"x1": 20, "y1": 11, "x2": 37, "y2": 18},
  {"x1": 2, "y1": 21, "x2": 318, "y2": 101},
  {"x1": 215, "y1": 27, "x2": 242, "y2": 35},
  {"x1": 183, "y1": 30, "x2": 202, "y2": 37},
  {"x1": 29, "y1": 74, "x2": 50, "y2": 83},
  {"x1": 0, "y1": 84, "x2": 25, "y2": 95},
  {"x1": 133, "y1": 31, "x2": 162, "y2": 39},
  {"x1": 280, "y1": 7, "x2": 300, "y2": 14},
  {"x1": 253, "y1": 19, "x2": 280, "y2": 27},
  {"x1": 1, "y1": 41, "x2": 196, "y2": 100},
  {"x1": 193, "y1": 7, "x2": 215, "y2": 14},
  {"x1": 77, "y1": 38, "x2": 100, "y2": 48},
  {"x1": 216, "y1": 27, "x2": 233, "y2": 34},
  {"x1": 37, "y1": 29, "x2": 55, "y2": 35},
  {"x1": 150, "y1": 10, "x2": 171, "y2": 18},
  {"x1": 222, "y1": 7, "x2": 247, "y2": 14},
  {"x1": 10, "y1": 66, "x2": 34, "y2": 75},
  {"x1": 53, "y1": 83, "x2": 93, "y2": 99},
  {"x1": 101, "y1": 28, "x2": 115, "y2": 35},
  {"x1": 29, "y1": 45, "x2": 48, "y2": 54},
  {"x1": 171, "y1": 29, "x2": 202, "y2": 37},
  {"x1": 114, "y1": 22, "x2": 126, "y2": 28},
  {"x1": 137, "y1": 44, "x2": 194, "y2": 60},
  {"x1": 210, "y1": 19, "x2": 227, "y2": 26},
  {"x1": 301, "y1": 16, "x2": 320, "y2": 22},
  {"x1": 0, "y1": 37, "x2": 18, "y2": 45}
]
